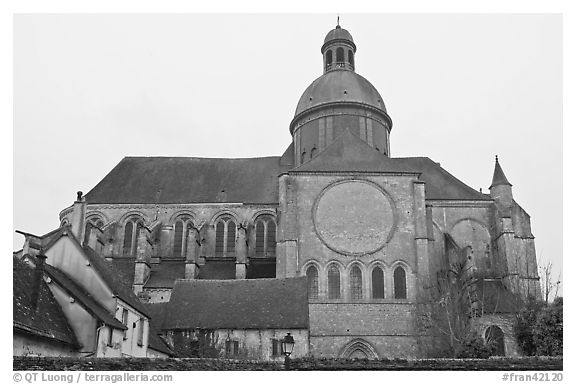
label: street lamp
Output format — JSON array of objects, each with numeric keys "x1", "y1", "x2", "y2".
[{"x1": 281, "y1": 333, "x2": 295, "y2": 370}]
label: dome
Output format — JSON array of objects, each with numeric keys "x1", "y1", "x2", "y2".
[
  {"x1": 294, "y1": 70, "x2": 387, "y2": 118},
  {"x1": 323, "y1": 26, "x2": 355, "y2": 49}
]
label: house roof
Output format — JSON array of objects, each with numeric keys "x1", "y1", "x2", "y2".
[
  {"x1": 13, "y1": 257, "x2": 78, "y2": 347},
  {"x1": 475, "y1": 279, "x2": 520, "y2": 314},
  {"x1": 34, "y1": 227, "x2": 151, "y2": 318},
  {"x1": 142, "y1": 303, "x2": 173, "y2": 356},
  {"x1": 84, "y1": 156, "x2": 282, "y2": 205},
  {"x1": 43, "y1": 263, "x2": 127, "y2": 330},
  {"x1": 163, "y1": 277, "x2": 309, "y2": 330},
  {"x1": 80, "y1": 244, "x2": 150, "y2": 318}
]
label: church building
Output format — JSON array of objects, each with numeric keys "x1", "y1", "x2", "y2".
[{"x1": 16, "y1": 24, "x2": 540, "y2": 359}]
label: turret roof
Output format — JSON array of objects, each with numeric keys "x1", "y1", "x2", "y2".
[{"x1": 490, "y1": 156, "x2": 512, "y2": 189}]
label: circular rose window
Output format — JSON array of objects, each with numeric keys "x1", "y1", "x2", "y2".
[{"x1": 313, "y1": 180, "x2": 395, "y2": 256}]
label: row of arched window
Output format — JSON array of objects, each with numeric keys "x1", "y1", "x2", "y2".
[
  {"x1": 305, "y1": 264, "x2": 407, "y2": 301},
  {"x1": 84, "y1": 213, "x2": 277, "y2": 259},
  {"x1": 325, "y1": 47, "x2": 354, "y2": 71}
]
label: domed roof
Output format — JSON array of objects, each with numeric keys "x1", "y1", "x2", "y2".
[
  {"x1": 323, "y1": 25, "x2": 354, "y2": 45},
  {"x1": 294, "y1": 70, "x2": 387, "y2": 117}
]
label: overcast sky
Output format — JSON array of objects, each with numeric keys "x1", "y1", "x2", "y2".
[{"x1": 13, "y1": 14, "x2": 562, "y2": 292}]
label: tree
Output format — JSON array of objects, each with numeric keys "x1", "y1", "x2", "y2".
[
  {"x1": 539, "y1": 261, "x2": 561, "y2": 303},
  {"x1": 514, "y1": 297, "x2": 563, "y2": 356},
  {"x1": 514, "y1": 297, "x2": 545, "y2": 356},
  {"x1": 431, "y1": 244, "x2": 494, "y2": 358}
]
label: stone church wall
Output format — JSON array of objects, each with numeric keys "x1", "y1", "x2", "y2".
[
  {"x1": 283, "y1": 173, "x2": 427, "y2": 357},
  {"x1": 309, "y1": 302, "x2": 419, "y2": 358}
]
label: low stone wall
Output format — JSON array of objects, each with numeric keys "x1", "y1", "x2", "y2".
[
  {"x1": 289, "y1": 357, "x2": 563, "y2": 371},
  {"x1": 13, "y1": 357, "x2": 283, "y2": 371},
  {"x1": 14, "y1": 356, "x2": 562, "y2": 371}
]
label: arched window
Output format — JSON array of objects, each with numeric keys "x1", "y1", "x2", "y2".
[
  {"x1": 394, "y1": 266, "x2": 407, "y2": 299},
  {"x1": 306, "y1": 265, "x2": 319, "y2": 300},
  {"x1": 215, "y1": 216, "x2": 236, "y2": 257},
  {"x1": 350, "y1": 265, "x2": 363, "y2": 301},
  {"x1": 173, "y1": 216, "x2": 193, "y2": 258},
  {"x1": 336, "y1": 47, "x2": 344, "y2": 63},
  {"x1": 328, "y1": 265, "x2": 341, "y2": 299},
  {"x1": 301, "y1": 151, "x2": 306, "y2": 164},
  {"x1": 310, "y1": 147, "x2": 317, "y2": 159},
  {"x1": 325, "y1": 49, "x2": 333, "y2": 70},
  {"x1": 83, "y1": 217, "x2": 104, "y2": 245},
  {"x1": 254, "y1": 215, "x2": 276, "y2": 257},
  {"x1": 372, "y1": 267, "x2": 385, "y2": 299},
  {"x1": 348, "y1": 50, "x2": 354, "y2": 68},
  {"x1": 122, "y1": 217, "x2": 142, "y2": 257}
]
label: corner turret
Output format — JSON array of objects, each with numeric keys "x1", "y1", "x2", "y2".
[{"x1": 489, "y1": 156, "x2": 513, "y2": 212}]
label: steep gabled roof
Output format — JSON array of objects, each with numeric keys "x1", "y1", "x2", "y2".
[
  {"x1": 397, "y1": 157, "x2": 491, "y2": 201},
  {"x1": 13, "y1": 257, "x2": 78, "y2": 347},
  {"x1": 290, "y1": 129, "x2": 415, "y2": 174},
  {"x1": 85, "y1": 156, "x2": 282, "y2": 205},
  {"x1": 288, "y1": 130, "x2": 489, "y2": 201},
  {"x1": 43, "y1": 264, "x2": 127, "y2": 330},
  {"x1": 163, "y1": 277, "x2": 309, "y2": 330},
  {"x1": 80, "y1": 244, "x2": 150, "y2": 317},
  {"x1": 25, "y1": 227, "x2": 151, "y2": 318}
]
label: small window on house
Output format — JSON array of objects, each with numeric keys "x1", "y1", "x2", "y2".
[
  {"x1": 272, "y1": 338, "x2": 283, "y2": 357},
  {"x1": 107, "y1": 327, "x2": 114, "y2": 347},
  {"x1": 350, "y1": 265, "x2": 363, "y2": 301},
  {"x1": 372, "y1": 267, "x2": 385, "y2": 299},
  {"x1": 225, "y1": 340, "x2": 239, "y2": 357},
  {"x1": 137, "y1": 318, "x2": 144, "y2": 346},
  {"x1": 394, "y1": 266, "x2": 407, "y2": 299},
  {"x1": 306, "y1": 265, "x2": 319, "y2": 300},
  {"x1": 121, "y1": 308, "x2": 128, "y2": 340},
  {"x1": 328, "y1": 265, "x2": 341, "y2": 299},
  {"x1": 255, "y1": 215, "x2": 276, "y2": 257},
  {"x1": 215, "y1": 216, "x2": 236, "y2": 257}
]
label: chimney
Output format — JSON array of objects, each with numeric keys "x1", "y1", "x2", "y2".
[
  {"x1": 30, "y1": 251, "x2": 47, "y2": 311},
  {"x1": 70, "y1": 191, "x2": 87, "y2": 242}
]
